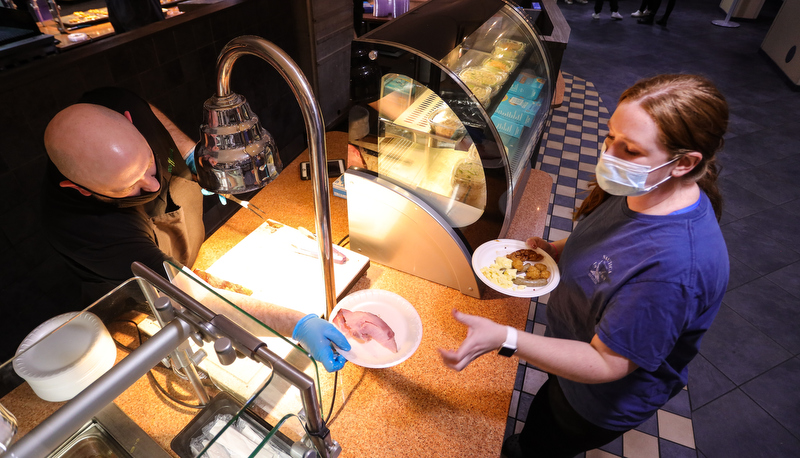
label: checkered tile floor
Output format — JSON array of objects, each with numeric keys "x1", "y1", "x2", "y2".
[{"x1": 504, "y1": 73, "x2": 698, "y2": 458}]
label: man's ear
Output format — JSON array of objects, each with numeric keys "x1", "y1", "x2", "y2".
[
  {"x1": 124, "y1": 110, "x2": 133, "y2": 123},
  {"x1": 59, "y1": 180, "x2": 92, "y2": 197},
  {"x1": 672, "y1": 152, "x2": 703, "y2": 177}
]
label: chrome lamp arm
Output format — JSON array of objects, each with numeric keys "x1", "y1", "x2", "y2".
[{"x1": 211, "y1": 35, "x2": 337, "y2": 319}]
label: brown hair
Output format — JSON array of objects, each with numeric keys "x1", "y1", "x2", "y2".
[{"x1": 574, "y1": 74, "x2": 729, "y2": 220}]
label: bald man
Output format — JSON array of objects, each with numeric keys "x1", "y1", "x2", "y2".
[
  {"x1": 42, "y1": 87, "x2": 352, "y2": 372},
  {"x1": 43, "y1": 87, "x2": 205, "y2": 303}
]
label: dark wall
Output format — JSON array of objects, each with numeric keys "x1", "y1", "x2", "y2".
[{"x1": 0, "y1": 0, "x2": 314, "y2": 361}]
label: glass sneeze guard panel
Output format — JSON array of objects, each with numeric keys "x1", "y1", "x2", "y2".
[
  {"x1": 0, "y1": 271, "x2": 327, "y2": 458},
  {"x1": 162, "y1": 261, "x2": 325, "y2": 456}
]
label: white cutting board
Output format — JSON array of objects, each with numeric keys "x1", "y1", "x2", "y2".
[{"x1": 206, "y1": 223, "x2": 369, "y2": 317}]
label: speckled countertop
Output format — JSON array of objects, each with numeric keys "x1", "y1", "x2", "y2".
[
  {"x1": 3, "y1": 131, "x2": 552, "y2": 457},
  {"x1": 194, "y1": 131, "x2": 553, "y2": 457}
]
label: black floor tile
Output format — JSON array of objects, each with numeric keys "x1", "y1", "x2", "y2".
[
  {"x1": 659, "y1": 438, "x2": 699, "y2": 458},
  {"x1": 724, "y1": 111, "x2": 766, "y2": 137},
  {"x1": 721, "y1": 128, "x2": 793, "y2": 167},
  {"x1": 723, "y1": 277, "x2": 800, "y2": 353},
  {"x1": 687, "y1": 354, "x2": 736, "y2": 411},
  {"x1": 741, "y1": 356, "x2": 800, "y2": 439},
  {"x1": 717, "y1": 177, "x2": 775, "y2": 219},
  {"x1": 717, "y1": 153, "x2": 756, "y2": 179},
  {"x1": 635, "y1": 412, "x2": 659, "y2": 436},
  {"x1": 724, "y1": 156, "x2": 800, "y2": 206},
  {"x1": 598, "y1": 434, "x2": 623, "y2": 456},
  {"x1": 722, "y1": 220, "x2": 800, "y2": 276},
  {"x1": 698, "y1": 305, "x2": 791, "y2": 385},
  {"x1": 693, "y1": 389, "x2": 800, "y2": 458},
  {"x1": 733, "y1": 204, "x2": 800, "y2": 254},
  {"x1": 766, "y1": 261, "x2": 800, "y2": 301},
  {"x1": 661, "y1": 388, "x2": 692, "y2": 418}
]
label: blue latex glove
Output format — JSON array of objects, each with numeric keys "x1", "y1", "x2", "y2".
[
  {"x1": 185, "y1": 144, "x2": 198, "y2": 174},
  {"x1": 292, "y1": 314, "x2": 351, "y2": 372},
  {"x1": 200, "y1": 188, "x2": 227, "y2": 205}
]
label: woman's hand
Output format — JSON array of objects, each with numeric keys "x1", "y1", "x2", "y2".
[
  {"x1": 526, "y1": 236, "x2": 560, "y2": 262},
  {"x1": 438, "y1": 309, "x2": 508, "y2": 371}
]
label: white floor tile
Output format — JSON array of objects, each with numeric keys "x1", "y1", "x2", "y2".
[
  {"x1": 622, "y1": 429, "x2": 659, "y2": 458},
  {"x1": 657, "y1": 410, "x2": 695, "y2": 449}
]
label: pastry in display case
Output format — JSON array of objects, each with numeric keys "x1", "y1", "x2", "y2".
[{"x1": 345, "y1": 0, "x2": 553, "y2": 298}]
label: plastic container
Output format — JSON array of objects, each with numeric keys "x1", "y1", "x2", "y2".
[
  {"x1": 429, "y1": 108, "x2": 466, "y2": 140},
  {"x1": 483, "y1": 57, "x2": 517, "y2": 73},
  {"x1": 494, "y1": 38, "x2": 527, "y2": 53},
  {"x1": 465, "y1": 83, "x2": 492, "y2": 106},
  {"x1": 459, "y1": 67, "x2": 508, "y2": 91}
]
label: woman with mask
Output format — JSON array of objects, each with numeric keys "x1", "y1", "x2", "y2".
[{"x1": 439, "y1": 74, "x2": 729, "y2": 457}]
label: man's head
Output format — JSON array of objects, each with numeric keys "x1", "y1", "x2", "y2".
[{"x1": 44, "y1": 103, "x2": 161, "y2": 198}]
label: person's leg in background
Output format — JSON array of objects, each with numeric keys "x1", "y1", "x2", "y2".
[
  {"x1": 609, "y1": 0, "x2": 622, "y2": 19},
  {"x1": 656, "y1": 0, "x2": 676, "y2": 25},
  {"x1": 631, "y1": 0, "x2": 650, "y2": 17},
  {"x1": 593, "y1": 0, "x2": 604, "y2": 19},
  {"x1": 638, "y1": 0, "x2": 661, "y2": 23}
]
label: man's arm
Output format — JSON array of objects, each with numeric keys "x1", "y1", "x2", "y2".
[
  {"x1": 206, "y1": 288, "x2": 306, "y2": 337},
  {"x1": 149, "y1": 104, "x2": 196, "y2": 159}
]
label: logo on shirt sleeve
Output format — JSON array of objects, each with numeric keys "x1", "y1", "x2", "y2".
[{"x1": 589, "y1": 255, "x2": 613, "y2": 284}]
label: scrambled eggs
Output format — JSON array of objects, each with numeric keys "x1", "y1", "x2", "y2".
[{"x1": 480, "y1": 256, "x2": 524, "y2": 290}]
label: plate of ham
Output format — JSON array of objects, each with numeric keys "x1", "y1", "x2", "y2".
[{"x1": 329, "y1": 289, "x2": 423, "y2": 368}]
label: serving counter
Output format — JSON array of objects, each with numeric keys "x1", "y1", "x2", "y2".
[
  {"x1": 0, "y1": 130, "x2": 552, "y2": 457},
  {"x1": 193, "y1": 131, "x2": 552, "y2": 456}
]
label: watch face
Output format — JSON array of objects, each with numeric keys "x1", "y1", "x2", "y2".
[{"x1": 498, "y1": 345, "x2": 516, "y2": 357}]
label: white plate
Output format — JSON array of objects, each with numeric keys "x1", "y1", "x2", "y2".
[
  {"x1": 472, "y1": 239, "x2": 560, "y2": 298},
  {"x1": 329, "y1": 290, "x2": 423, "y2": 368}
]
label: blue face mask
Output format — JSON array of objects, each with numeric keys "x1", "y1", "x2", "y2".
[{"x1": 595, "y1": 147, "x2": 678, "y2": 197}]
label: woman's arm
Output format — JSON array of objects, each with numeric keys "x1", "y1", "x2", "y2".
[{"x1": 438, "y1": 310, "x2": 637, "y2": 384}]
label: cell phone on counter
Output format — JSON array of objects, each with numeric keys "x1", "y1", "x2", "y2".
[{"x1": 300, "y1": 159, "x2": 345, "y2": 181}]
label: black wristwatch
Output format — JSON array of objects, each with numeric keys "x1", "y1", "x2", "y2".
[{"x1": 498, "y1": 326, "x2": 518, "y2": 357}]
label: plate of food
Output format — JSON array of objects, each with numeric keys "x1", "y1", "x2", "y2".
[
  {"x1": 472, "y1": 239, "x2": 560, "y2": 298},
  {"x1": 329, "y1": 290, "x2": 423, "y2": 368}
]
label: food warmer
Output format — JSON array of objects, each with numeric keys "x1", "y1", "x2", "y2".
[{"x1": 345, "y1": 0, "x2": 553, "y2": 298}]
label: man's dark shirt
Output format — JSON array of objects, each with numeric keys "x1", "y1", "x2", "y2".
[{"x1": 42, "y1": 87, "x2": 193, "y2": 303}]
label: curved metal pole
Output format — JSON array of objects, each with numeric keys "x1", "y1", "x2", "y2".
[{"x1": 214, "y1": 36, "x2": 337, "y2": 319}]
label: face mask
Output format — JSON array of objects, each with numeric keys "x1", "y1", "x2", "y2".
[
  {"x1": 101, "y1": 186, "x2": 162, "y2": 208},
  {"x1": 85, "y1": 155, "x2": 165, "y2": 208},
  {"x1": 595, "y1": 147, "x2": 678, "y2": 197}
]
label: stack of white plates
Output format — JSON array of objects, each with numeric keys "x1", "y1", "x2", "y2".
[{"x1": 13, "y1": 312, "x2": 116, "y2": 402}]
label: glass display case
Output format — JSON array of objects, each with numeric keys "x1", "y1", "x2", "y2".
[
  {"x1": 346, "y1": 0, "x2": 553, "y2": 298},
  {"x1": 0, "y1": 264, "x2": 337, "y2": 458}
]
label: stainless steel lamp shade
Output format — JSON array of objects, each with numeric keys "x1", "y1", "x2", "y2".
[{"x1": 195, "y1": 92, "x2": 282, "y2": 194}]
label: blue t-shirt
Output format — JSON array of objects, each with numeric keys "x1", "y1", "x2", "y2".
[{"x1": 546, "y1": 192, "x2": 728, "y2": 431}]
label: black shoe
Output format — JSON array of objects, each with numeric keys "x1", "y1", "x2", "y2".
[
  {"x1": 637, "y1": 17, "x2": 654, "y2": 24},
  {"x1": 656, "y1": 18, "x2": 668, "y2": 26},
  {"x1": 501, "y1": 434, "x2": 525, "y2": 458}
]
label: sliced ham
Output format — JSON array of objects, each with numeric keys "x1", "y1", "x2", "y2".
[{"x1": 333, "y1": 308, "x2": 398, "y2": 353}]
